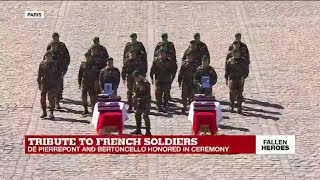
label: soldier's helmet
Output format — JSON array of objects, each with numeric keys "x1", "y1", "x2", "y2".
[
  {"x1": 52, "y1": 32, "x2": 59, "y2": 38},
  {"x1": 130, "y1": 33, "x2": 137, "y2": 38},
  {"x1": 107, "y1": 57, "x2": 113, "y2": 62}
]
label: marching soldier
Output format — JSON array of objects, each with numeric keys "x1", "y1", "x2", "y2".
[
  {"x1": 178, "y1": 50, "x2": 199, "y2": 114},
  {"x1": 46, "y1": 32, "x2": 70, "y2": 101},
  {"x1": 225, "y1": 48, "x2": 248, "y2": 113},
  {"x1": 154, "y1": 33, "x2": 176, "y2": 61},
  {"x1": 49, "y1": 41, "x2": 68, "y2": 109},
  {"x1": 182, "y1": 40, "x2": 203, "y2": 67},
  {"x1": 154, "y1": 33, "x2": 177, "y2": 101},
  {"x1": 99, "y1": 58, "x2": 121, "y2": 96},
  {"x1": 131, "y1": 71, "x2": 152, "y2": 136},
  {"x1": 38, "y1": 51, "x2": 60, "y2": 119},
  {"x1": 150, "y1": 48, "x2": 177, "y2": 111},
  {"x1": 78, "y1": 52, "x2": 99, "y2": 115},
  {"x1": 193, "y1": 33, "x2": 210, "y2": 61},
  {"x1": 123, "y1": 33, "x2": 147, "y2": 67},
  {"x1": 194, "y1": 56, "x2": 218, "y2": 96},
  {"x1": 122, "y1": 49, "x2": 147, "y2": 113}
]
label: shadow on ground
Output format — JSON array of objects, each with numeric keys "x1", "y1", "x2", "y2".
[{"x1": 219, "y1": 124, "x2": 250, "y2": 132}]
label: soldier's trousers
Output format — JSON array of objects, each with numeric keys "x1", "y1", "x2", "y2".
[
  {"x1": 155, "y1": 82, "x2": 171, "y2": 107},
  {"x1": 228, "y1": 79, "x2": 244, "y2": 108},
  {"x1": 135, "y1": 99, "x2": 151, "y2": 130},
  {"x1": 56, "y1": 75, "x2": 63, "y2": 101},
  {"x1": 181, "y1": 83, "x2": 195, "y2": 109},
  {"x1": 41, "y1": 86, "x2": 58, "y2": 110},
  {"x1": 95, "y1": 81, "x2": 101, "y2": 95},
  {"x1": 82, "y1": 84, "x2": 97, "y2": 107},
  {"x1": 126, "y1": 79, "x2": 135, "y2": 108}
]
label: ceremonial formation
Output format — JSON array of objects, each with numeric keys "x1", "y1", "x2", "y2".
[{"x1": 37, "y1": 32, "x2": 250, "y2": 136}]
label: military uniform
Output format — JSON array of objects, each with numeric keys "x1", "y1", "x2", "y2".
[
  {"x1": 99, "y1": 66, "x2": 120, "y2": 96},
  {"x1": 123, "y1": 33, "x2": 147, "y2": 66},
  {"x1": 78, "y1": 60, "x2": 99, "y2": 113},
  {"x1": 150, "y1": 56, "x2": 177, "y2": 109},
  {"x1": 46, "y1": 41, "x2": 70, "y2": 102},
  {"x1": 89, "y1": 45, "x2": 109, "y2": 69},
  {"x1": 178, "y1": 58, "x2": 198, "y2": 113},
  {"x1": 197, "y1": 41, "x2": 210, "y2": 60},
  {"x1": 154, "y1": 41, "x2": 176, "y2": 61},
  {"x1": 194, "y1": 64, "x2": 218, "y2": 96},
  {"x1": 182, "y1": 48, "x2": 203, "y2": 68},
  {"x1": 133, "y1": 74, "x2": 152, "y2": 135},
  {"x1": 225, "y1": 57, "x2": 247, "y2": 113},
  {"x1": 38, "y1": 59, "x2": 60, "y2": 119},
  {"x1": 121, "y1": 57, "x2": 146, "y2": 111}
]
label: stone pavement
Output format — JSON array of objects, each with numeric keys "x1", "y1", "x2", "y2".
[{"x1": 0, "y1": 1, "x2": 320, "y2": 179}]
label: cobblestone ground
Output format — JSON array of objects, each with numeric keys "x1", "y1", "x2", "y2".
[{"x1": 0, "y1": 1, "x2": 320, "y2": 179}]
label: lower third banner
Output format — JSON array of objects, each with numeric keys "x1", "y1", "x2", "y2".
[{"x1": 24, "y1": 135, "x2": 295, "y2": 154}]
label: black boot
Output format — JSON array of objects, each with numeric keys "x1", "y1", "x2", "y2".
[
  {"x1": 82, "y1": 106, "x2": 89, "y2": 115},
  {"x1": 48, "y1": 110, "x2": 55, "y2": 120},
  {"x1": 237, "y1": 106, "x2": 242, "y2": 114},
  {"x1": 40, "y1": 108, "x2": 47, "y2": 118},
  {"x1": 181, "y1": 107, "x2": 187, "y2": 114},
  {"x1": 145, "y1": 129, "x2": 152, "y2": 136},
  {"x1": 56, "y1": 100, "x2": 61, "y2": 110},
  {"x1": 130, "y1": 129, "x2": 142, "y2": 135}
]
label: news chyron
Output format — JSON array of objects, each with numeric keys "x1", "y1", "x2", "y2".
[{"x1": 25, "y1": 11, "x2": 44, "y2": 18}]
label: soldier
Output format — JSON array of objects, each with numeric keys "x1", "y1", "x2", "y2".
[
  {"x1": 194, "y1": 56, "x2": 218, "y2": 96},
  {"x1": 150, "y1": 48, "x2": 177, "y2": 111},
  {"x1": 99, "y1": 58, "x2": 121, "y2": 97},
  {"x1": 78, "y1": 52, "x2": 99, "y2": 115},
  {"x1": 225, "y1": 48, "x2": 248, "y2": 113},
  {"x1": 123, "y1": 33, "x2": 147, "y2": 66},
  {"x1": 49, "y1": 41, "x2": 68, "y2": 109},
  {"x1": 46, "y1": 32, "x2": 70, "y2": 101},
  {"x1": 122, "y1": 49, "x2": 147, "y2": 113},
  {"x1": 178, "y1": 50, "x2": 199, "y2": 114},
  {"x1": 193, "y1": 33, "x2": 210, "y2": 61},
  {"x1": 38, "y1": 51, "x2": 60, "y2": 119},
  {"x1": 88, "y1": 37, "x2": 109, "y2": 69},
  {"x1": 154, "y1": 33, "x2": 176, "y2": 61},
  {"x1": 182, "y1": 40, "x2": 203, "y2": 67},
  {"x1": 131, "y1": 71, "x2": 152, "y2": 136}
]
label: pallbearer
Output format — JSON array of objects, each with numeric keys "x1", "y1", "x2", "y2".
[
  {"x1": 123, "y1": 33, "x2": 147, "y2": 68},
  {"x1": 99, "y1": 58, "x2": 121, "y2": 96},
  {"x1": 38, "y1": 51, "x2": 60, "y2": 119},
  {"x1": 194, "y1": 56, "x2": 218, "y2": 96}
]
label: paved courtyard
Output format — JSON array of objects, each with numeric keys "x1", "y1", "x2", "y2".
[{"x1": 0, "y1": 1, "x2": 320, "y2": 179}]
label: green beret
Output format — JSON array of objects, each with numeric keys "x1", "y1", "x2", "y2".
[
  {"x1": 107, "y1": 57, "x2": 113, "y2": 61},
  {"x1": 130, "y1": 33, "x2": 137, "y2": 38},
  {"x1": 235, "y1": 33, "x2": 241, "y2": 38},
  {"x1": 52, "y1": 32, "x2": 59, "y2": 38},
  {"x1": 161, "y1": 33, "x2": 168, "y2": 38},
  {"x1": 93, "y1": 37, "x2": 99, "y2": 42},
  {"x1": 201, "y1": 56, "x2": 209, "y2": 61},
  {"x1": 194, "y1": 33, "x2": 200, "y2": 38}
]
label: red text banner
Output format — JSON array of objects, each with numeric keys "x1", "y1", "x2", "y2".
[{"x1": 25, "y1": 135, "x2": 256, "y2": 154}]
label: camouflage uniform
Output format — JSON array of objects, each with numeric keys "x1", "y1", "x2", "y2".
[
  {"x1": 182, "y1": 41, "x2": 204, "y2": 68},
  {"x1": 193, "y1": 33, "x2": 210, "y2": 62},
  {"x1": 88, "y1": 45, "x2": 109, "y2": 70},
  {"x1": 46, "y1": 40, "x2": 70, "y2": 101},
  {"x1": 121, "y1": 56, "x2": 147, "y2": 111},
  {"x1": 78, "y1": 60, "x2": 99, "y2": 113},
  {"x1": 178, "y1": 54, "x2": 198, "y2": 113},
  {"x1": 194, "y1": 63, "x2": 218, "y2": 96},
  {"x1": 150, "y1": 55, "x2": 177, "y2": 109},
  {"x1": 133, "y1": 72, "x2": 152, "y2": 135},
  {"x1": 38, "y1": 54, "x2": 60, "y2": 119},
  {"x1": 226, "y1": 41, "x2": 250, "y2": 72},
  {"x1": 99, "y1": 65, "x2": 120, "y2": 96},
  {"x1": 225, "y1": 56, "x2": 247, "y2": 113}
]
